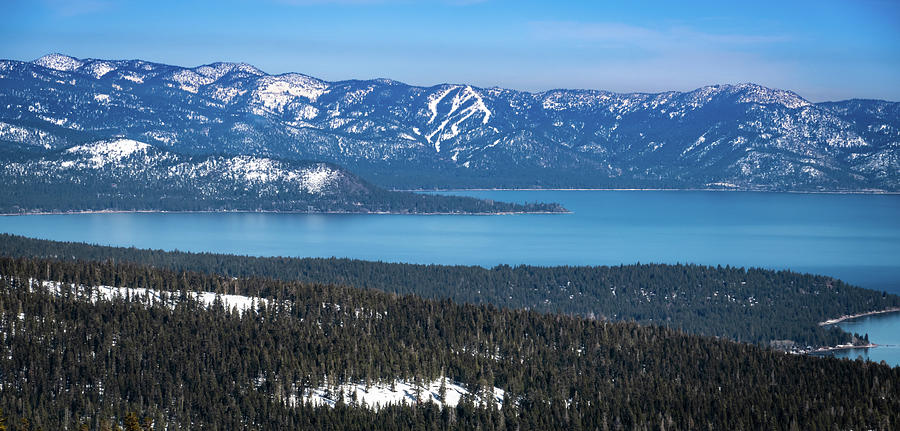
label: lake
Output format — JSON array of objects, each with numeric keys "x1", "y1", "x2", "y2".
[
  {"x1": 2, "y1": 190, "x2": 899, "y2": 365},
  {"x1": 824, "y1": 311, "x2": 900, "y2": 366},
  {"x1": 4, "y1": 190, "x2": 896, "y2": 291}
]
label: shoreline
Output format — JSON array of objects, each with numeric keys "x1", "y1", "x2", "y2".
[
  {"x1": 0, "y1": 208, "x2": 571, "y2": 217},
  {"x1": 818, "y1": 307, "x2": 900, "y2": 326},
  {"x1": 405, "y1": 187, "x2": 900, "y2": 195},
  {"x1": 809, "y1": 343, "x2": 880, "y2": 354}
]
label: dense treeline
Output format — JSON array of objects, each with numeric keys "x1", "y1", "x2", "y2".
[
  {"x1": 1, "y1": 234, "x2": 896, "y2": 347},
  {"x1": 0, "y1": 256, "x2": 898, "y2": 430}
]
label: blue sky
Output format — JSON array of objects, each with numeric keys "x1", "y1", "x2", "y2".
[{"x1": 2, "y1": 0, "x2": 898, "y2": 101}]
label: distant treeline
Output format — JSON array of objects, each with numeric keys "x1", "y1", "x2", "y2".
[
  {"x1": 1, "y1": 255, "x2": 898, "y2": 430},
  {"x1": 0, "y1": 174, "x2": 565, "y2": 214},
  {"x1": 2, "y1": 234, "x2": 897, "y2": 347}
]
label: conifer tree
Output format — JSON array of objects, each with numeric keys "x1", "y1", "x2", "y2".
[{"x1": 123, "y1": 412, "x2": 141, "y2": 431}]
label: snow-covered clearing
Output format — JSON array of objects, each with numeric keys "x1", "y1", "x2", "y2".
[
  {"x1": 297, "y1": 377, "x2": 505, "y2": 410},
  {"x1": 26, "y1": 278, "x2": 266, "y2": 315}
]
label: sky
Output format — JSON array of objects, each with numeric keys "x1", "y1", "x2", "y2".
[{"x1": 1, "y1": 0, "x2": 898, "y2": 102}]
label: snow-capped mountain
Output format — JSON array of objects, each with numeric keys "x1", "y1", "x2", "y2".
[
  {"x1": 1, "y1": 138, "x2": 358, "y2": 212},
  {"x1": 0, "y1": 138, "x2": 563, "y2": 214},
  {"x1": 55, "y1": 139, "x2": 345, "y2": 194},
  {"x1": 2, "y1": 53, "x2": 898, "y2": 190}
]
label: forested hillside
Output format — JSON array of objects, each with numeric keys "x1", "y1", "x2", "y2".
[
  {"x1": 1, "y1": 256, "x2": 898, "y2": 430},
  {"x1": 2, "y1": 234, "x2": 897, "y2": 348},
  {"x1": 0, "y1": 140, "x2": 565, "y2": 215}
]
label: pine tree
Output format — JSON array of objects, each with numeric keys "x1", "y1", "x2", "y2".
[
  {"x1": 123, "y1": 413, "x2": 141, "y2": 431},
  {"x1": 439, "y1": 376, "x2": 448, "y2": 404}
]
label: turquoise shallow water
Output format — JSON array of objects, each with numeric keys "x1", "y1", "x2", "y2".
[{"x1": 1, "y1": 190, "x2": 898, "y2": 364}]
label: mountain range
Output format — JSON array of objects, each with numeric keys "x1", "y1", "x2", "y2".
[{"x1": 1, "y1": 53, "x2": 898, "y2": 191}]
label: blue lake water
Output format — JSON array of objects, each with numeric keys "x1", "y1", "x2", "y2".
[
  {"x1": 824, "y1": 311, "x2": 900, "y2": 366},
  {"x1": 1, "y1": 190, "x2": 899, "y2": 365}
]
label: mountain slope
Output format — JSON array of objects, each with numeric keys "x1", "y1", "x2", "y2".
[
  {"x1": 0, "y1": 138, "x2": 564, "y2": 214},
  {"x1": 3, "y1": 233, "x2": 897, "y2": 348},
  {"x1": 1, "y1": 54, "x2": 897, "y2": 190},
  {"x1": 2, "y1": 256, "x2": 898, "y2": 429}
]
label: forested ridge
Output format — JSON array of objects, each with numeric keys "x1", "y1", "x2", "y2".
[
  {"x1": 1, "y1": 234, "x2": 897, "y2": 347},
  {"x1": 0, "y1": 176, "x2": 565, "y2": 215},
  {"x1": 0, "y1": 256, "x2": 898, "y2": 430}
]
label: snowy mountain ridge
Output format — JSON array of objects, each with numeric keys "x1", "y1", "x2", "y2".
[
  {"x1": 1, "y1": 54, "x2": 898, "y2": 190},
  {"x1": 0, "y1": 136, "x2": 566, "y2": 214},
  {"x1": 6, "y1": 138, "x2": 346, "y2": 195}
]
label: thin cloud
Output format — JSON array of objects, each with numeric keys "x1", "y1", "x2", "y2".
[{"x1": 531, "y1": 21, "x2": 789, "y2": 51}]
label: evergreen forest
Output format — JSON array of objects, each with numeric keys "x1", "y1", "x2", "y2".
[
  {"x1": 0, "y1": 255, "x2": 898, "y2": 430},
  {"x1": 1, "y1": 234, "x2": 896, "y2": 348}
]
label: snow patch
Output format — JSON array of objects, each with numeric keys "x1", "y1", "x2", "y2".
[
  {"x1": 208, "y1": 85, "x2": 246, "y2": 103},
  {"x1": 427, "y1": 86, "x2": 458, "y2": 124},
  {"x1": 254, "y1": 74, "x2": 330, "y2": 111},
  {"x1": 342, "y1": 87, "x2": 374, "y2": 104},
  {"x1": 295, "y1": 105, "x2": 320, "y2": 120},
  {"x1": 731, "y1": 83, "x2": 810, "y2": 109},
  {"x1": 300, "y1": 164, "x2": 340, "y2": 194},
  {"x1": 85, "y1": 62, "x2": 116, "y2": 79},
  {"x1": 65, "y1": 139, "x2": 151, "y2": 168},
  {"x1": 217, "y1": 157, "x2": 341, "y2": 194},
  {"x1": 33, "y1": 54, "x2": 83, "y2": 72},
  {"x1": 30, "y1": 279, "x2": 266, "y2": 316},
  {"x1": 194, "y1": 62, "x2": 263, "y2": 80},
  {"x1": 121, "y1": 74, "x2": 144, "y2": 84},
  {"x1": 0, "y1": 122, "x2": 58, "y2": 148},
  {"x1": 231, "y1": 122, "x2": 252, "y2": 132},
  {"x1": 300, "y1": 377, "x2": 504, "y2": 410},
  {"x1": 170, "y1": 69, "x2": 217, "y2": 93},
  {"x1": 801, "y1": 165, "x2": 824, "y2": 178},
  {"x1": 681, "y1": 133, "x2": 707, "y2": 156},
  {"x1": 424, "y1": 86, "x2": 492, "y2": 152}
]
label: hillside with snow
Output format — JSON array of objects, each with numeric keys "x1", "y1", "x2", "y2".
[
  {"x1": 0, "y1": 138, "x2": 565, "y2": 214},
  {"x1": 27, "y1": 276, "x2": 507, "y2": 411},
  {"x1": 1, "y1": 53, "x2": 898, "y2": 190},
  {"x1": 4, "y1": 253, "x2": 899, "y2": 429}
]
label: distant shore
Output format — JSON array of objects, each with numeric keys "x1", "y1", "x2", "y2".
[
  {"x1": 0, "y1": 208, "x2": 570, "y2": 217},
  {"x1": 809, "y1": 343, "x2": 880, "y2": 354},
  {"x1": 818, "y1": 307, "x2": 900, "y2": 326},
  {"x1": 405, "y1": 187, "x2": 900, "y2": 195}
]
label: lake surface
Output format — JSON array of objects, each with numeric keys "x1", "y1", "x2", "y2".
[
  {"x1": 2, "y1": 190, "x2": 899, "y2": 365},
  {"x1": 824, "y1": 311, "x2": 900, "y2": 366},
  {"x1": 1, "y1": 190, "x2": 898, "y2": 293}
]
